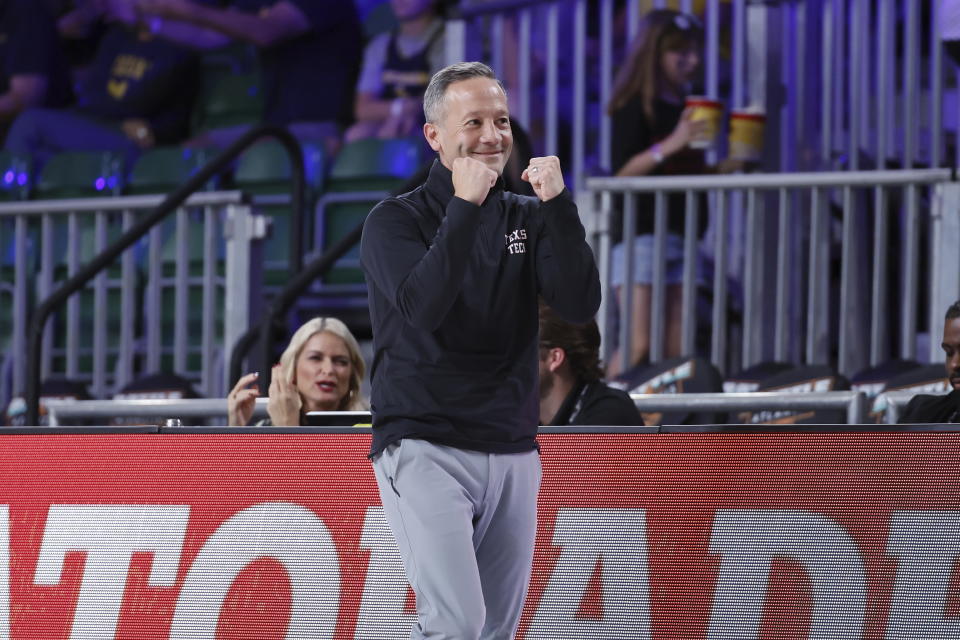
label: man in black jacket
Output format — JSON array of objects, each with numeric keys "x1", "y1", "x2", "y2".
[
  {"x1": 899, "y1": 300, "x2": 960, "y2": 423},
  {"x1": 360, "y1": 62, "x2": 600, "y2": 639},
  {"x1": 538, "y1": 302, "x2": 643, "y2": 426}
]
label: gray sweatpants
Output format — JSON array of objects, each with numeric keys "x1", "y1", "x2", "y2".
[{"x1": 372, "y1": 438, "x2": 542, "y2": 640}]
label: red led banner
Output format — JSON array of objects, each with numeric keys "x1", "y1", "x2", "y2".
[{"x1": 0, "y1": 432, "x2": 956, "y2": 638}]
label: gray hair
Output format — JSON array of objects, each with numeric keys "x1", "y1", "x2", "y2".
[{"x1": 423, "y1": 61, "x2": 507, "y2": 124}]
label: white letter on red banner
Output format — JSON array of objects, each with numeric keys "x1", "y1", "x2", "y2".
[
  {"x1": 169, "y1": 501, "x2": 340, "y2": 639},
  {"x1": 33, "y1": 504, "x2": 190, "y2": 640},
  {"x1": 527, "y1": 508, "x2": 650, "y2": 639},
  {"x1": 708, "y1": 509, "x2": 866, "y2": 639}
]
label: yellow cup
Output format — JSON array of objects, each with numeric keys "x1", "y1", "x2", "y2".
[
  {"x1": 728, "y1": 108, "x2": 766, "y2": 161},
  {"x1": 684, "y1": 96, "x2": 723, "y2": 149}
]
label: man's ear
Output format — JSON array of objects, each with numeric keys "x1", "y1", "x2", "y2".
[
  {"x1": 423, "y1": 122, "x2": 441, "y2": 152},
  {"x1": 547, "y1": 347, "x2": 566, "y2": 373}
]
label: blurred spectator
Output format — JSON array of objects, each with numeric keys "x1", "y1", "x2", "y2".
[
  {"x1": 538, "y1": 302, "x2": 643, "y2": 426},
  {"x1": 604, "y1": 9, "x2": 741, "y2": 378},
  {"x1": 0, "y1": 0, "x2": 74, "y2": 142},
  {"x1": 4, "y1": 0, "x2": 201, "y2": 167},
  {"x1": 137, "y1": 0, "x2": 362, "y2": 154},
  {"x1": 228, "y1": 317, "x2": 368, "y2": 426},
  {"x1": 345, "y1": 0, "x2": 445, "y2": 142},
  {"x1": 4, "y1": 378, "x2": 91, "y2": 427},
  {"x1": 899, "y1": 300, "x2": 960, "y2": 423}
]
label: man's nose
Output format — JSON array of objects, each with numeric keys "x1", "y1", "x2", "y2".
[{"x1": 479, "y1": 120, "x2": 501, "y2": 143}]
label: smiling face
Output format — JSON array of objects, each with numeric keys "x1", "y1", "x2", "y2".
[
  {"x1": 423, "y1": 76, "x2": 513, "y2": 175},
  {"x1": 294, "y1": 331, "x2": 353, "y2": 411},
  {"x1": 943, "y1": 317, "x2": 960, "y2": 391}
]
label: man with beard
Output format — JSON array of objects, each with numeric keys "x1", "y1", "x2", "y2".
[
  {"x1": 899, "y1": 300, "x2": 960, "y2": 423},
  {"x1": 361, "y1": 62, "x2": 600, "y2": 639},
  {"x1": 538, "y1": 301, "x2": 643, "y2": 426}
]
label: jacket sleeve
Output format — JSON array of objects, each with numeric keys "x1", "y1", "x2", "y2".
[
  {"x1": 360, "y1": 195, "x2": 482, "y2": 331},
  {"x1": 535, "y1": 189, "x2": 602, "y2": 323}
]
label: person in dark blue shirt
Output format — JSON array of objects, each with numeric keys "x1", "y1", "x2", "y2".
[
  {"x1": 0, "y1": 0, "x2": 73, "y2": 142},
  {"x1": 361, "y1": 62, "x2": 600, "y2": 639},
  {"x1": 137, "y1": 0, "x2": 362, "y2": 153}
]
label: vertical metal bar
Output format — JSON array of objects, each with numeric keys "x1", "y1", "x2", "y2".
[
  {"x1": 595, "y1": 191, "x2": 613, "y2": 364},
  {"x1": 619, "y1": 193, "x2": 637, "y2": 374},
  {"x1": 490, "y1": 14, "x2": 504, "y2": 81},
  {"x1": 66, "y1": 212, "x2": 79, "y2": 379},
  {"x1": 92, "y1": 211, "x2": 107, "y2": 398},
  {"x1": 742, "y1": 189, "x2": 759, "y2": 367},
  {"x1": 870, "y1": 187, "x2": 889, "y2": 365},
  {"x1": 832, "y1": 0, "x2": 845, "y2": 155},
  {"x1": 931, "y1": 0, "x2": 943, "y2": 168},
  {"x1": 39, "y1": 214, "x2": 53, "y2": 379},
  {"x1": 627, "y1": 0, "x2": 640, "y2": 43},
  {"x1": 680, "y1": 0, "x2": 693, "y2": 13},
  {"x1": 774, "y1": 188, "x2": 790, "y2": 361},
  {"x1": 806, "y1": 187, "x2": 828, "y2": 364},
  {"x1": 732, "y1": 0, "x2": 746, "y2": 109},
  {"x1": 820, "y1": 0, "x2": 834, "y2": 166},
  {"x1": 877, "y1": 0, "x2": 891, "y2": 170},
  {"x1": 118, "y1": 210, "x2": 135, "y2": 391},
  {"x1": 706, "y1": 0, "x2": 720, "y2": 100},
  {"x1": 223, "y1": 204, "x2": 255, "y2": 393},
  {"x1": 650, "y1": 192, "x2": 667, "y2": 363},
  {"x1": 779, "y1": 2, "x2": 795, "y2": 171},
  {"x1": 545, "y1": 2, "x2": 558, "y2": 157},
  {"x1": 903, "y1": 0, "x2": 918, "y2": 168},
  {"x1": 680, "y1": 190, "x2": 697, "y2": 355},
  {"x1": 600, "y1": 0, "x2": 613, "y2": 171},
  {"x1": 146, "y1": 224, "x2": 162, "y2": 373},
  {"x1": 848, "y1": 0, "x2": 862, "y2": 170},
  {"x1": 901, "y1": 184, "x2": 919, "y2": 359},
  {"x1": 838, "y1": 186, "x2": 855, "y2": 374},
  {"x1": 711, "y1": 191, "x2": 728, "y2": 374},
  {"x1": 794, "y1": 0, "x2": 806, "y2": 169},
  {"x1": 444, "y1": 18, "x2": 466, "y2": 65},
  {"x1": 518, "y1": 8, "x2": 531, "y2": 131},
  {"x1": 11, "y1": 215, "x2": 27, "y2": 395},
  {"x1": 573, "y1": 0, "x2": 586, "y2": 190},
  {"x1": 174, "y1": 208, "x2": 189, "y2": 375},
  {"x1": 201, "y1": 206, "x2": 217, "y2": 397}
]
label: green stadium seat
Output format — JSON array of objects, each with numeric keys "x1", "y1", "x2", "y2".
[
  {"x1": 126, "y1": 146, "x2": 217, "y2": 195},
  {"x1": 193, "y1": 73, "x2": 263, "y2": 132},
  {"x1": 318, "y1": 137, "x2": 430, "y2": 284},
  {"x1": 34, "y1": 150, "x2": 124, "y2": 200},
  {"x1": 234, "y1": 139, "x2": 326, "y2": 287}
]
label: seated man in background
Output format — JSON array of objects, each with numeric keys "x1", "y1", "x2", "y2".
[
  {"x1": 345, "y1": 0, "x2": 445, "y2": 142},
  {"x1": 4, "y1": 0, "x2": 200, "y2": 166},
  {"x1": 0, "y1": 0, "x2": 74, "y2": 143},
  {"x1": 137, "y1": 0, "x2": 362, "y2": 154},
  {"x1": 899, "y1": 300, "x2": 960, "y2": 423},
  {"x1": 539, "y1": 302, "x2": 644, "y2": 426}
]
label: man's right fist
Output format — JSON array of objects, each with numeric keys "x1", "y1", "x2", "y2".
[{"x1": 452, "y1": 157, "x2": 498, "y2": 206}]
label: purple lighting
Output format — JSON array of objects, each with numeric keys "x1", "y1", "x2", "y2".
[
  {"x1": 94, "y1": 177, "x2": 106, "y2": 191},
  {"x1": 3, "y1": 171, "x2": 13, "y2": 184}
]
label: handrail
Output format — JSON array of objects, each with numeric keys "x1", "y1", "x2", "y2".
[
  {"x1": 25, "y1": 124, "x2": 305, "y2": 426},
  {"x1": 586, "y1": 168, "x2": 953, "y2": 193},
  {"x1": 630, "y1": 391, "x2": 869, "y2": 424}
]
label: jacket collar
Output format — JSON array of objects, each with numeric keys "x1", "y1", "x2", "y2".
[{"x1": 424, "y1": 158, "x2": 506, "y2": 206}]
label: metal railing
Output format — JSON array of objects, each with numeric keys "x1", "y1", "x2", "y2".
[
  {"x1": 21, "y1": 126, "x2": 306, "y2": 426},
  {"x1": 587, "y1": 169, "x2": 955, "y2": 377},
  {"x1": 42, "y1": 390, "x2": 927, "y2": 426},
  {"x1": 451, "y1": 0, "x2": 952, "y2": 191}
]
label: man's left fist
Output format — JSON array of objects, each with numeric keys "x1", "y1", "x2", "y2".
[{"x1": 521, "y1": 156, "x2": 565, "y2": 202}]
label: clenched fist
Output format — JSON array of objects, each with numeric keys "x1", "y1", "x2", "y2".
[
  {"x1": 452, "y1": 156, "x2": 498, "y2": 206},
  {"x1": 521, "y1": 156, "x2": 565, "y2": 202}
]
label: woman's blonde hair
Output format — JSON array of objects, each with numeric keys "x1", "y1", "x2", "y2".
[
  {"x1": 607, "y1": 9, "x2": 704, "y2": 124},
  {"x1": 277, "y1": 317, "x2": 368, "y2": 411}
]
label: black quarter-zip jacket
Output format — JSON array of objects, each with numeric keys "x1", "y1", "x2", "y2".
[{"x1": 360, "y1": 160, "x2": 601, "y2": 457}]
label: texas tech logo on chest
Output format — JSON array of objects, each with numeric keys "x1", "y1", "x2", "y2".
[{"x1": 505, "y1": 228, "x2": 527, "y2": 255}]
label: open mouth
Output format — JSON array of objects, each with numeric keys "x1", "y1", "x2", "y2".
[{"x1": 316, "y1": 381, "x2": 337, "y2": 393}]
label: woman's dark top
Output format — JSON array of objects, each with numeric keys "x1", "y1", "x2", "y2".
[{"x1": 609, "y1": 92, "x2": 708, "y2": 241}]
